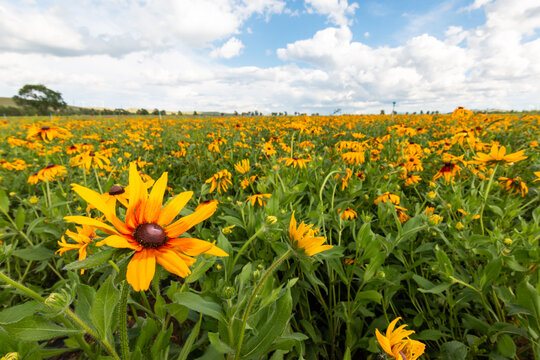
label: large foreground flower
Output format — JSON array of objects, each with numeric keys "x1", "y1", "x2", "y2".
[
  {"x1": 65, "y1": 162, "x2": 228, "y2": 291},
  {"x1": 289, "y1": 212, "x2": 333, "y2": 256},
  {"x1": 375, "y1": 317, "x2": 425, "y2": 360}
]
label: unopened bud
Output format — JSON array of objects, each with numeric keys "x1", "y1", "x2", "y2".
[
  {"x1": 266, "y1": 216, "x2": 277, "y2": 224},
  {"x1": 221, "y1": 286, "x2": 235, "y2": 300},
  {"x1": 428, "y1": 214, "x2": 443, "y2": 226}
]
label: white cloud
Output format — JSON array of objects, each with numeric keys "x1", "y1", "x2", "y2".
[
  {"x1": 210, "y1": 37, "x2": 245, "y2": 59},
  {"x1": 0, "y1": 0, "x2": 538, "y2": 114},
  {"x1": 304, "y1": 0, "x2": 358, "y2": 26}
]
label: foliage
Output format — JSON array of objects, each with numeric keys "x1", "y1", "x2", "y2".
[{"x1": 12, "y1": 84, "x2": 67, "y2": 115}]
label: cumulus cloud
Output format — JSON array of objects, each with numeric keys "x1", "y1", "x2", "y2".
[
  {"x1": 210, "y1": 37, "x2": 245, "y2": 59},
  {"x1": 0, "y1": 0, "x2": 538, "y2": 114},
  {"x1": 0, "y1": 0, "x2": 285, "y2": 56},
  {"x1": 304, "y1": 0, "x2": 358, "y2": 26}
]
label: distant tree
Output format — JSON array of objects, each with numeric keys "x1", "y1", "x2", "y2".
[
  {"x1": 151, "y1": 109, "x2": 160, "y2": 115},
  {"x1": 13, "y1": 84, "x2": 67, "y2": 115},
  {"x1": 193, "y1": 111, "x2": 198, "y2": 115},
  {"x1": 136, "y1": 109, "x2": 149, "y2": 115},
  {"x1": 177, "y1": 111, "x2": 183, "y2": 116},
  {"x1": 380, "y1": 109, "x2": 385, "y2": 115}
]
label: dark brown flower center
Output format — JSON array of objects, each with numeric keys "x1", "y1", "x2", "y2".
[
  {"x1": 134, "y1": 223, "x2": 167, "y2": 248},
  {"x1": 89, "y1": 151, "x2": 95, "y2": 157},
  {"x1": 108, "y1": 185, "x2": 125, "y2": 195},
  {"x1": 41, "y1": 126, "x2": 50, "y2": 130},
  {"x1": 45, "y1": 163, "x2": 55, "y2": 169}
]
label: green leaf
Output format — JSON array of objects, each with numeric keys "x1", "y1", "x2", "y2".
[
  {"x1": 63, "y1": 248, "x2": 116, "y2": 271},
  {"x1": 14, "y1": 207, "x2": 25, "y2": 230},
  {"x1": 354, "y1": 290, "x2": 382, "y2": 304},
  {"x1": 75, "y1": 284, "x2": 96, "y2": 330},
  {"x1": 1, "y1": 317, "x2": 83, "y2": 341},
  {"x1": 241, "y1": 288, "x2": 293, "y2": 359},
  {"x1": 177, "y1": 316, "x2": 202, "y2": 360},
  {"x1": 208, "y1": 332, "x2": 234, "y2": 354},
  {"x1": 496, "y1": 334, "x2": 516, "y2": 358},
  {"x1": 166, "y1": 303, "x2": 188, "y2": 323},
  {"x1": 12, "y1": 246, "x2": 55, "y2": 261},
  {"x1": 186, "y1": 256, "x2": 215, "y2": 284},
  {"x1": 90, "y1": 277, "x2": 120, "y2": 341},
  {"x1": 0, "y1": 189, "x2": 9, "y2": 213},
  {"x1": 440, "y1": 341, "x2": 468, "y2": 360},
  {"x1": 0, "y1": 301, "x2": 43, "y2": 325},
  {"x1": 364, "y1": 252, "x2": 385, "y2": 282},
  {"x1": 417, "y1": 329, "x2": 447, "y2": 341},
  {"x1": 172, "y1": 292, "x2": 226, "y2": 323}
]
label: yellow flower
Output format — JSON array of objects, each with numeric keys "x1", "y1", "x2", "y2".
[
  {"x1": 234, "y1": 159, "x2": 250, "y2": 174},
  {"x1": 374, "y1": 192, "x2": 400, "y2": 205},
  {"x1": 456, "y1": 222, "x2": 465, "y2": 230},
  {"x1": 205, "y1": 170, "x2": 232, "y2": 194},
  {"x1": 473, "y1": 144, "x2": 527, "y2": 166},
  {"x1": 375, "y1": 317, "x2": 425, "y2": 360},
  {"x1": 222, "y1": 225, "x2": 236, "y2": 235},
  {"x1": 499, "y1": 177, "x2": 528, "y2": 197},
  {"x1": 428, "y1": 214, "x2": 443, "y2": 225},
  {"x1": 70, "y1": 150, "x2": 111, "y2": 171},
  {"x1": 246, "y1": 193, "x2": 272, "y2": 207},
  {"x1": 426, "y1": 191, "x2": 437, "y2": 200},
  {"x1": 29, "y1": 196, "x2": 39, "y2": 204},
  {"x1": 57, "y1": 225, "x2": 96, "y2": 274},
  {"x1": 289, "y1": 212, "x2": 332, "y2": 256},
  {"x1": 27, "y1": 164, "x2": 67, "y2": 184},
  {"x1": 27, "y1": 124, "x2": 71, "y2": 142},
  {"x1": 0, "y1": 352, "x2": 19, "y2": 360},
  {"x1": 65, "y1": 162, "x2": 228, "y2": 291},
  {"x1": 339, "y1": 208, "x2": 357, "y2": 220},
  {"x1": 281, "y1": 156, "x2": 311, "y2": 169},
  {"x1": 266, "y1": 215, "x2": 278, "y2": 224}
]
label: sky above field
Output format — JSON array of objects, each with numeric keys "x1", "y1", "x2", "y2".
[{"x1": 0, "y1": 0, "x2": 539, "y2": 114}]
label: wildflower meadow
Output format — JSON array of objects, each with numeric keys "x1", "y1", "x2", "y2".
[{"x1": 0, "y1": 109, "x2": 538, "y2": 360}]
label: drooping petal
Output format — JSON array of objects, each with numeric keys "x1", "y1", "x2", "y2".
[
  {"x1": 375, "y1": 328, "x2": 393, "y2": 356},
  {"x1": 155, "y1": 247, "x2": 191, "y2": 278},
  {"x1": 165, "y1": 200, "x2": 218, "y2": 238},
  {"x1": 71, "y1": 185, "x2": 131, "y2": 234},
  {"x1": 142, "y1": 172, "x2": 168, "y2": 223},
  {"x1": 64, "y1": 216, "x2": 119, "y2": 235},
  {"x1": 157, "y1": 191, "x2": 193, "y2": 226},
  {"x1": 126, "y1": 249, "x2": 156, "y2": 291}
]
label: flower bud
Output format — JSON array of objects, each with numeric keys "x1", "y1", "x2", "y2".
[
  {"x1": 252, "y1": 269, "x2": 262, "y2": 281},
  {"x1": 1, "y1": 352, "x2": 19, "y2": 360},
  {"x1": 428, "y1": 214, "x2": 443, "y2": 226},
  {"x1": 455, "y1": 222, "x2": 464, "y2": 230},
  {"x1": 45, "y1": 290, "x2": 71, "y2": 313},
  {"x1": 266, "y1": 216, "x2": 277, "y2": 224},
  {"x1": 221, "y1": 286, "x2": 235, "y2": 300},
  {"x1": 427, "y1": 191, "x2": 437, "y2": 199},
  {"x1": 503, "y1": 238, "x2": 513, "y2": 246}
]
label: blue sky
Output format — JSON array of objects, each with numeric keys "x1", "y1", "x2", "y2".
[{"x1": 0, "y1": 0, "x2": 538, "y2": 113}]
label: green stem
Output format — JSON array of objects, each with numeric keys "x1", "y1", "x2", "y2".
[
  {"x1": 119, "y1": 281, "x2": 130, "y2": 360},
  {"x1": 93, "y1": 167, "x2": 104, "y2": 193},
  {"x1": 230, "y1": 226, "x2": 266, "y2": 275},
  {"x1": 479, "y1": 165, "x2": 498, "y2": 235},
  {"x1": 233, "y1": 249, "x2": 292, "y2": 360}
]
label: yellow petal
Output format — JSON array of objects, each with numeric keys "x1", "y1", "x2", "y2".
[
  {"x1": 155, "y1": 247, "x2": 191, "y2": 278},
  {"x1": 375, "y1": 328, "x2": 393, "y2": 356},
  {"x1": 125, "y1": 162, "x2": 146, "y2": 228},
  {"x1": 64, "y1": 216, "x2": 119, "y2": 235},
  {"x1": 126, "y1": 249, "x2": 156, "y2": 291},
  {"x1": 167, "y1": 238, "x2": 228, "y2": 257},
  {"x1": 158, "y1": 191, "x2": 193, "y2": 226},
  {"x1": 165, "y1": 200, "x2": 218, "y2": 238},
  {"x1": 71, "y1": 184, "x2": 131, "y2": 235}
]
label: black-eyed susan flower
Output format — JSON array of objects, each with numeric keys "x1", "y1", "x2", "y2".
[
  {"x1": 27, "y1": 164, "x2": 67, "y2": 184},
  {"x1": 473, "y1": 144, "x2": 527, "y2": 166},
  {"x1": 339, "y1": 208, "x2": 357, "y2": 220},
  {"x1": 206, "y1": 169, "x2": 232, "y2": 194},
  {"x1": 27, "y1": 124, "x2": 72, "y2": 142},
  {"x1": 281, "y1": 156, "x2": 310, "y2": 169},
  {"x1": 289, "y1": 212, "x2": 332, "y2": 256},
  {"x1": 375, "y1": 317, "x2": 425, "y2": 360},
  {"x1": 499, "y1": 177, "x2": 528, "y2": 197},
  {"x1": 240, "y1": 175, "x2": 258, "y2": 189},
  {"x1": 57, "y1": 225, "x2": 97, "y2": 274},
  {"x1": 374, "y1": 192, "x2": 400, "y2": 205},
  {"x1": 246, "y1": 193, "x2": 272, "y2": 207},
  {"x1": 70, "y1": 150, "x2": 111, "y2": 171},
  {"x1": 65, "y1": 162, "x2": 228, "y2": 291},
  {"x1": 234, "y1": 159, "x2": 250, "y2": 174},
  {"x1": 433, "y1": 161, "x2": 461, "y2": 182}
]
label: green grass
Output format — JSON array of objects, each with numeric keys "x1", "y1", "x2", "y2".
[{"x1": 0, "y1": 97, "x2": 17, "y2": 107}]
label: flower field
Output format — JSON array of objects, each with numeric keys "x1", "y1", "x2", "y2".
[{"x1": 0, "y1": 110, "x2": 539, "y2": 360}]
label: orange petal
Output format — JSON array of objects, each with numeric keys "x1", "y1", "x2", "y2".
[
  {"x1": 125, "y1": 162, "x2": 146, "y2": 229},
  {"x1": 165, "y1": 200, "x2": 218, "y2": 238},
  {"x1": 167, "y1": 238, "x2": 228, "y2": 257},
  {"x1": 97, "y1": 234, "x2": 141, "y2": 251},
  {"x1": 157, "y1": 191, "x2": 193, "y2": 226},
  {"x1": 126, "y1": 249, "x2": 156, "y2": 291},
  {"x1": 155, "y1": 247, "x2": 191, "y2": 278},
  {"x1": 142, "y1": 172, "x2": 168, "y2": 223}
]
